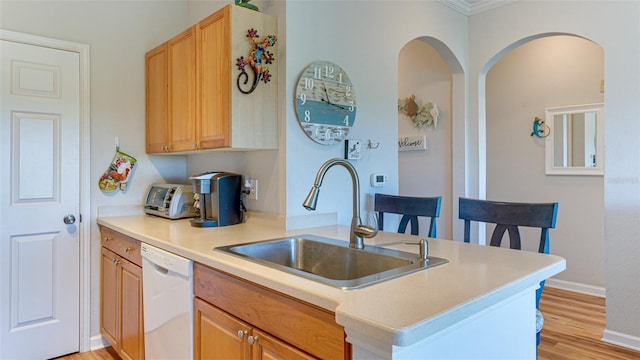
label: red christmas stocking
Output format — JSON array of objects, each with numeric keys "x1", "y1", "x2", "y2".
[{"x1": 98, "y1": 149, "x2": 137, "y2": 192}]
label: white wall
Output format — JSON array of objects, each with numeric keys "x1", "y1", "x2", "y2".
[
  {"x1": 486, "y1": 36, "x2": 605, "y2": 288},
  {"x1": 469, "y1": 0, "x2": 640, "y2": 346},
  {"x1": 398, "y1": 39, "x2": 453, "y2": 239},
  {"x1": 284, "y1": 1, "x2": 468, "y2": 230}
]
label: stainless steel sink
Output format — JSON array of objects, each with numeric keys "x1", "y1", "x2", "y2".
[{"x1": 215, "y1": 234, "x2": 448, "y2": 289}]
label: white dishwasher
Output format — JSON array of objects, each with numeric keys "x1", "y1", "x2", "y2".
[{"x1": 141, "y1": 243, "x2": 193, "y2": 360}]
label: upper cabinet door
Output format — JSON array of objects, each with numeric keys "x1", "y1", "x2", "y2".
[
  {"x1": 145, "y1": 43, "x2": 169, "y2": 153},
  {"x1": 168, "y1": 26, "x2": 197, "y2": 152},
  {"x1": 144, "y1": 5, "x2": 278, "y2": 154},
  {"x1": 197, "y1": 6, "x2": 231, "y2": 150}
]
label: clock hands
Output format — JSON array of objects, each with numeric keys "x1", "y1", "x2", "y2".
[
  {"x1": 322, "y1": 85, "x2": 346, "y2": 110},
  {"x1": 322, "y1": 86, "x2": 332, "y2": 104}
]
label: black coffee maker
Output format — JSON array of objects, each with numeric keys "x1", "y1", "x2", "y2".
[{"x1": 189, "y1": 172, "x2": 242, "y2": 228}]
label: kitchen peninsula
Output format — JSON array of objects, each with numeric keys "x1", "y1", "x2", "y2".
[{"x1": 97, "y1": 213, "x2": 565, "y2": 359}]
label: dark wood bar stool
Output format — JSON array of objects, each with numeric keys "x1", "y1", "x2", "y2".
[
  {"x1": 374, "y1": 194, "x2": 442, "y2": 237},
  {"x1": 458, "y1": 197, "x2": 559, "y2": 345}
]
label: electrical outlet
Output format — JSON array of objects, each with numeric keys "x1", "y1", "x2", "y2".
[{"x1": 248, "y1": 179, "x2": 258, "y2": 200}]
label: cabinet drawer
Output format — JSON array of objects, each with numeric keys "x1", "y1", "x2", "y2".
[
  {"x1": 100, "y1": 226, "x2": 142, "y2": 267},
  {"x1": 194, "y1": 263, "x2": 349, "y2": 360}
]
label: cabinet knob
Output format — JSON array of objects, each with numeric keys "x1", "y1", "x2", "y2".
[
  {"x1": 248, "y1": 335, "x2": 259, "y2": 345},
  {"x1": 104, "y1": 237, "x2": 111, "y2": 242},
  {"x1": 112, "y1": 258, "x2": 120, "y2": 265},
  {"x1": 237, "y1": 330, "x2": 247, "y2": 339}
]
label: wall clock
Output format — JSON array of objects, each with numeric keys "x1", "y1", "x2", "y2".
[{"x1": 294, "y1": 60, "x2": 357, "y2": 145}]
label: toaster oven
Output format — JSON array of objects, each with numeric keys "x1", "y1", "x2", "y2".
[{"x1": 144, "y1": 183, "x2": 198, "y2": 219}]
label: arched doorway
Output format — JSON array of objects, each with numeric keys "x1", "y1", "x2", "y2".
[
  {"x1": 483, "y1": 34, "x2": 605, "y2": 294},
  {"x1": 397, "y1": 37, "x2": 464, "y2": 239}
]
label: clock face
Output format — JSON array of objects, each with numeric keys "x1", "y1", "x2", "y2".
[{"x1": 294, "y1": 60, "x2": 357, "y2": 145}]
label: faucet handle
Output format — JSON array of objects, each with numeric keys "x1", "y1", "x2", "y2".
[
  {"x1": 354, "y1": 213, "x2": 379, "y2": 239},
  {"x1": 403, "y1": 238, "x2": 428, "y2": 261},
  {"x1": 354, "y1": 224, "x2": 378, "y2": 239}
]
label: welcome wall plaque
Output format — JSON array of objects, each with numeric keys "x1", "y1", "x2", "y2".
[{"x1": 398, "y1": 135, "x2": 427, "y2": 152}]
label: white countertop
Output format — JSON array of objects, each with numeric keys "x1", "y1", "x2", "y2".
[{"x1": 97, "y1": 213, "x2": 565, "y2": 348}]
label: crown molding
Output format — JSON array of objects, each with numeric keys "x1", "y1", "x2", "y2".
[{"x1": 438, "y1": 0, "x2": 519, "y2": 16}]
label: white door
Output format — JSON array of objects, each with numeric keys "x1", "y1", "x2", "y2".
[{"x1": 0, "y1": 39, "x2": 81, "y2": 359}]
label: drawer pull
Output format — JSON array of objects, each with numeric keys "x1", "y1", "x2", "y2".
[
  {"x1": 104, "y1": 237, "x2": 111, "y2": 242},
  {"x1": 248, "y1": 335, "x2": 259, "y2": 345},
  {"x1": 124, "y1": 247, "x2": 131, "y2": 253},
  {"x1": 237, "y1": 330, "x2": 247, "y2": 339}
]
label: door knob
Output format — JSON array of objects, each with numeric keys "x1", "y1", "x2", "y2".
[{"x1": 63, "y1": 214, "x2": 76, "y2": 225}]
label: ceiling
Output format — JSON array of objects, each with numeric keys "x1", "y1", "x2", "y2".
[{"x1": 438, "y1": 0, "x2": 518, "y2": 16}]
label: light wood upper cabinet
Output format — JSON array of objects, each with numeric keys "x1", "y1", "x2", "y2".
[
  {"x1": 145, "y1": 43, "x2": 168, "y2": 153},
  {"x1": 168, "y1": 26, "x2": 198, "y2": 152},
  {"x1": 145, "y1": 4, "x2": 278, "y2": 154},
  {"x1": 197, "y1": 6, "x2": 230, "y2": 149}
]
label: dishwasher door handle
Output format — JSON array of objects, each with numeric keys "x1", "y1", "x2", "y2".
[{"x1": 151, "y1": 263, "x2": 169, "y2": 275}]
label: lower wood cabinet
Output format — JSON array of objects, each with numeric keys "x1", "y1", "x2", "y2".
[
  {"x1": 193, "y1": 263, "x2": 351, "y2": 359},
  {"x1": 194, "y1": 297, "x2": 315, "y2": 359},
  {"x1": 100, "y1": 227, "x2": 144, "y2": 360},
  {"x1": 98, "y1": 228, "x2": 350, "y2": 359}
]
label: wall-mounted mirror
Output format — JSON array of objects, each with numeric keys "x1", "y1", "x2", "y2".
[{"x1": 545, "y1": 103, "x2": 604, "y2": 175}]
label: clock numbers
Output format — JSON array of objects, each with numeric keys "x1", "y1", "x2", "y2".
[
  {"x1": 314, "y1": 126, "x2": 326, "y2": 139},
  {"x1": 314, "y1": 66, "x2": 340, "y2": 80},
  {"x1": 323, "y1": 65, "x2": 335, "y2": 79},
  {"x1": 295, "y1": 61, "x2": 356, "y2": 145},
  {"x1": 304, "y1": 77, "x2": 314, "y2": 89}
]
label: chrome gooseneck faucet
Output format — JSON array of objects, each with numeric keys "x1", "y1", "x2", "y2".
[{"x1": 303, "y1": 158, "x2": 378, "y2": 249}]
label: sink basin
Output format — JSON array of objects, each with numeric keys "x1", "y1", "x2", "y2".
[{"x1": 215, "y1": 234, "x2": 448, "y2": 289}]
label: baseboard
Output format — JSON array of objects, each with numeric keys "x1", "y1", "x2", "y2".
[
  {"x1": 90, "y1": 334, "x2": 110, "y2": 351},
  {"x1": 602, "y1": 329, "x2": 640, "y2": 351},
  {"x1": 545, "y1": 278, "x2": 606, "y2": 298}
]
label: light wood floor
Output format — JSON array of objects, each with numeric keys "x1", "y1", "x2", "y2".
[
  {"x1": 538, "y1": 287, "x2": 640, "y2": 360},
  {"x1": 56, "y1": 287, "x2": 640, "y2": 360},
  {"x1": 52, "y1": 346, "x2": 118, "y2": 360}
]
